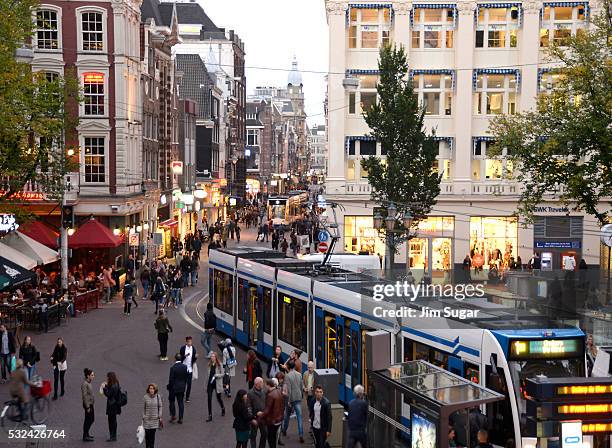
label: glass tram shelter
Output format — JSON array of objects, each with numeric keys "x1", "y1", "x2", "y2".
[{"x1": 367, "y1": 360, "x2": 504, "y2": 448}]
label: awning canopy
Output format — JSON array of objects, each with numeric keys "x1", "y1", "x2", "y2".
[
  {"x1": 19, "y1": 220, "x2": 59, "y2": 249},
  {"x1": 159, "y1": 218, "x2": 179, "y2": 228},
  {"x1": 0, "y1": 242, "x2": 37, "y2": 269},
  {"x1": 1, "y1": 232, "x2": 60, "y2": 265},
  {"x1": 68, "y1": 218, "x2": 123, "y2": 249},
  {"x1": 0, "y1": 255, "x2": 37, "y2": 291}
]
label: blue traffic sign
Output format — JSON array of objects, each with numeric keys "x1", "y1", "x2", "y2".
[{"x1": 318, "y1": 231, "x2": 329, "y2": 242}]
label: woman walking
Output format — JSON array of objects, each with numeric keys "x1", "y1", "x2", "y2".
[
  {"x1": 102, "y1": 372, "x2": 122, "y2": 442},
  {"x1": 142, "y1": 383, "x2": 163, "y2": 448},
  {"x1": 206, "y1": 352, "x2": 226, "y2": 422},
  {"x1": 232, "y1": 389, "x2": 253, "y2": 448},
  {"x1": 154, "y1": 310, "x2": 173, "y2": 361},
  {"x1": 50, "y1": 338, "x2": 67, "y2": 400},
  {"x1": 18, "y1": 336, "x2": 39, "y2": 380},
  {"x1": 222, "y1": 338, "x2": 237, "y2": 397},
  {"x1": 244, "y1": 350, "x2": 263, "y2": 390}
]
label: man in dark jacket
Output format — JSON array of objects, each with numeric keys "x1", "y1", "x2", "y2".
[
  {"x1": 167, "y1": 353, "x2": 189, "y2": 423},
  {"x1": 347, "y1": 384, "x2": 368, "y2": 448},
  {"x1": 179, "y1": 337, "x2": 197, "y2": 403},
  {"x1": 258, "y1": 378, "x2": 285, "y2": 448},
  {"x1": 308, "y1": 385, "x2": 332, "y2": 448},
  {"x1": 248, "y1": 377, "x2": 267, "y2": 448},
  {"x1": 180, "y1": 254, "x2": 192, "y2": 288},
  {"x1": 202, "y1": 303, "x2": 216, "y2": 356}
]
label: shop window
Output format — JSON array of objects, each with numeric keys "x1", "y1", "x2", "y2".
[
  {"x1": 412, "y1": 8, "x2": 454, "y2": 49},
  {"x1": 348, "y1": 7, "x2": 391, "y2": 49},
  {"x1": 344, "y1": 216, "x2": 385, "y2": 256},
  {"x1": 540, "y1": 5, "x2": 587, "y2": 47},
  {"x1": 470, "y1": 217, "x2": 518, "y2": 269},
  {"x1": 473, "y1": 73, "x2": 518, "y2": 115},
  {"x1": 213, "y1": 271, "x2": 233, "y2": 315},
  {"x1": 278, "y1": 294, "x2": 307, "y2": 353},
  {"x1": 475, "y1": 7, "x2": 519, "y2": 49}
]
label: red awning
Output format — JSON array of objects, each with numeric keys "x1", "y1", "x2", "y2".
[
  {"x1": 68, "y1": 218, "x2": 123, "y2": 249},
  {"x1": 19, "y1": 220, "x2": 59, "y2": 249},
  {"x1": 158, "y1": 218, "x2": 178, "y2": 228}
]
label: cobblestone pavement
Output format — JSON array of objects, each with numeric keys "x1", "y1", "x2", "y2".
[{"x1": 0, "y1": 227, "x2": 311, "y2": 448}]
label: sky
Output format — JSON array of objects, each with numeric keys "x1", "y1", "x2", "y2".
[{"x1": 199, "y1": 0, "x2": 329, "y2": 126}]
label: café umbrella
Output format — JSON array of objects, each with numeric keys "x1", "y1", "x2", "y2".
[
  {"x1": 0, "y1": 242, "x2": 37, "y2": 269},
  {"x1": 1, "y1": 231, "x2": 59, "y2": 265},
  {"x1": 0, "y1": 256, "x2": 37, "y2": 291}
]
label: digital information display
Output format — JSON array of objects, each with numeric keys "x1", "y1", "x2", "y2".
[
  {"x1": 557, "y1": 384, "x2": 612, "y2": 395},
  {"x1": 509, "y1": 338, "x2": 582, "y2": 360}
]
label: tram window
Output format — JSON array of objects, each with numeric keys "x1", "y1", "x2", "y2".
[
  {"x1": 213, "y1": 271, "x2": 233, "y2": 315},
  {"x1": 431, "y1": 349, "x2": 448, "y2": 369},
  {"x1": 263, "y1": 287, "x2": 272, "y2": 334},
  {"x1": 465, "y1": 363, "x2": 480, "y2": 384},
  {"x1": 403, "y1": 339, "x2": 414, "y2": 362},
  {"x1": 278, "y1": 295, "x2": 307, "y2": 352},
  {"x1": 415, "y1": 343, "x2": 429, "y2": 361}
]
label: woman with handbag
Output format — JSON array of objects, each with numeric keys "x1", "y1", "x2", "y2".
[
  {"x1": 206, "y1": 352, "x2": 226, "y2": 422},
  {"x1": 50, "y1": 338, "x2": 67, "y2": 400},
  {"x1": 102, "y1": 372, "x2": 122, "y2": 442},
  {"x1": 142, "y1": 383, "x2": 163, "y2": 448},
  {"x1": 232, "y1": 389, "x2": 253, "y2": 448},
  {"x1": 222, "y1": 338, "x2": 237, "y2": 397}
]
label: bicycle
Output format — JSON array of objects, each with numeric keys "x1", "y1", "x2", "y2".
[{"x1": 1, "y1": 377, "x2": 51, "y2": 427}]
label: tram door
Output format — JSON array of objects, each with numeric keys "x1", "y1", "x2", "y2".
[
  {"x1": 237, "y1": 280, "x2": 260, "y2": 348},
  {"x1": 315, "y1": 308, "x2": 325, "y2": 369},
  {"x1": 345, "y1": 320, "x2": 362, "y2": 402},
  {"x1": 335, "y1": 316, "x2": 346, "y2": 402}
]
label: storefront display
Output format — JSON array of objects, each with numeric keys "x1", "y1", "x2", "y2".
[
  {"x1": 344, "y1": 216, "x2": 385, "y2": 256},
  {"x1": 409, "y1": 217, "x2": 454, "y2": 282},
  {"x1": 470, "y1": 217, "x2": 518, "y2": 269}
]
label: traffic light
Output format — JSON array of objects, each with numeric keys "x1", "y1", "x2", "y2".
[{"x1": 62, "y1": 205, "x2": 74, "y2": 229}]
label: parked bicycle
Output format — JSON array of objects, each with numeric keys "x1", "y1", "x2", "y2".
[{"x1": 1, "y1": 376, "x2": 51, "y2": 427}]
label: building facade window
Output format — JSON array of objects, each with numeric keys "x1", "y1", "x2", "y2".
[
  {"x1": 346, "y1": 138, "x2": 384, "y2": 180},
  {"x1": 247, "y1": 129, "x2": 259, "y2": 146},
  {"x1": 540, "y1": 5, "x2": 586, "y2": 47},
  {"x1": 344, "y1": 216, "x2": 384, "y2": 255},
  {"x1": 348, "y1": 73, "x2": 378, "y2": 116},
  {"x1": 412, "y1": 73, "x2": 453, "y2": 116},
  {"x1": 473, "y1": 73, "x2": 517, "y2": 115},
  {"x1": 539, "y1": 71, "x2": 564, "y2": 93},
  {"x1": 472, "y1": 139, "x2": 513, "y2": 181},
  {"x1": 348, "y1": 8, "x2": 391, "y2": 49},
  {"x1": 436, "y1": 141, "x2": 453, "y2": 180},
  {"x1": 83, "y1": 137, "x2": 105, "y2": 183},
  {"x1": 35, "y1": 9, "x2": 59, "y2": 50},
  {"x1": 476, "y1": 7, "x2": 519, "y2": 48},
  {"x1": 83, "y1": 72, "x2": 105, "y2": 116},
  {"x1": 81, "y1": 11, "x2": 104, "y2": 51},
  {"x1": 411, "y1": 8, "x2": 454, "y2": 49},
  {"x1": 469, "y1": 217, "x2": 518, "y2": 269}
]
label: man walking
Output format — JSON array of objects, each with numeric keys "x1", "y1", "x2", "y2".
[
  {"x1": 347, "y1": 384, "x2": 368, "y2": 448},
  {"x1": 179, "y1": 337, "x2": 197, "y2": 403},
  {"x1": 167, "y1": 353, "x2": 188, "y2": 424},
  {"x1": 202, "y1": 303, "x2": 216, "y2": 357},
  {"x1": 281, "y1": 361, "x2": 304, "y2": 443},
  {"x1": 308, "y1": 385, "x2": 332, "y2": 448},
  {"x1": 123, "y1": 277, "x2": 134, "y2": 316},
  {"x1": 180, "y1": 253, "x2": 192, "y2": 288},
  {"x1": 81, "y1": 368, "x2": 95, "y2": 442},
  {"x1": 248, "y1": 377, "x2": 267, "y2": 448}
]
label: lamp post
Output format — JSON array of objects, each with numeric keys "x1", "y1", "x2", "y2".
[{"x1": 373, "y1": 203, "x2": 413, "y2": 273}]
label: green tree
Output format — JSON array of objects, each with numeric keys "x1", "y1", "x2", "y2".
[
  {"x1": 0, "y1": 0, "x2": 79, "y2": 220},
  {"x1": 489, "y1": 9, "x2": 612, "y2": 225},
  {"x1": 361, "y1": 44, "x2": 441, "y2": 252}
]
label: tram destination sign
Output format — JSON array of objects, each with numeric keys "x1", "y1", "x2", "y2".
[{"x1": 508, "y1": 338, "x2": 583, "y2": 360}]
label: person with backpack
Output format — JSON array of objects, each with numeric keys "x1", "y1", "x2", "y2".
[
  {"x1": 152, "y1": 277, "x2": 166, "y2": 314},
  {"x1": 222, "y1": 338, "x2": 237, "y2": 398},
  {"x1": 102, "y1": 371, "x2": 125, "y2": 442}
]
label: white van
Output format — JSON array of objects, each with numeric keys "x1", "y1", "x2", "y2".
[{"x1": 299, "y1": 253, "x2": 381, "y2": 273}]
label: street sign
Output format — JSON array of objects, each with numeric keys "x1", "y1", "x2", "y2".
[
  {"x1": 171, "y1": 161, "x2": 183, "y2": 174},
  {"x1": 561, "y1": 421, "x2": 582, "y2": 448},
  {"x1": 318, "y1": 242, "x2": 328, "y2": 253},
  {"x1": 318, "y1": 231, "x2": 329, "y2": 243},
  {"x1": 128, "y1": 233, "x2": 140, "y2": 247}
]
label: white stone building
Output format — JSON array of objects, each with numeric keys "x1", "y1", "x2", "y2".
[{"x1": 324, "y1": 0, "x2": 605, "y2": 275}]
